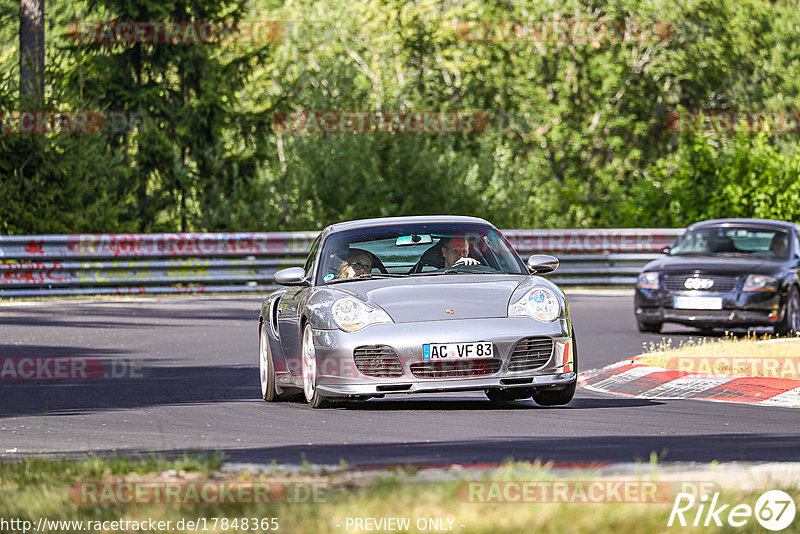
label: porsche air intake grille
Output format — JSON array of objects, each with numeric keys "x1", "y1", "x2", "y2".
[
  {"x1": 663, "y1": 274, "x2": 740, "y2": 292},
  {"x1": 507, "y1": 337, "x2": 553, "y2": 372},
  {"x1": 409, "y1": 359, "x2": 501, "y2": 378},
  {"x1": 353, "y1": 345, "x2": 404, "y2": 377}
]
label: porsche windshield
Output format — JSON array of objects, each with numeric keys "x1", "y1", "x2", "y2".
[
  {"x1": 317, "y1": 223, "x2": 527, "y2": 284},
  {"x1": 671, "y1": 227, "x2": 791, "y2": 259}
]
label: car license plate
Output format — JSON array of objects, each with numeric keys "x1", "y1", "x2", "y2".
[
  {"x1": 673, "y1": 296, "x2": 723, "y2": 310},
  {"x1": 422, "y1": 342, "x2": 493, "y2": 361}
]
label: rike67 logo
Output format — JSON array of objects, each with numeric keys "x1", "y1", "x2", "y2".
[{"x1": 668, "y1": 490, "x2": 796, "y2": 531}]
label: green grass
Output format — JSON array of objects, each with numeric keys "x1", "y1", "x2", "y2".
[{"x1": 1, "y1": 455, "x2": 799, "y2": 533}]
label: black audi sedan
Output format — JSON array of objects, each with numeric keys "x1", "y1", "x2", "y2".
[{"x1": 634, "y1": 218, "x2": 800, "y2": 334}]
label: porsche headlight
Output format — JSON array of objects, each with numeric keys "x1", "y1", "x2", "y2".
[
  {"x1": 508, "y1": 287, "x2": 561, "y2": 322},
  {"x1": 331, "y1": 297, "x2": 392, "y2": 332},
  {"x1": 743, "y1": 274, "x2": 778, "y2": 292},
  {"x1": 636, "y1": 272, "x2": 660, "y2": 289}
]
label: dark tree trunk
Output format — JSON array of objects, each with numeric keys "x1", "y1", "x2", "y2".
[{"x1": 19, "y1": 0, "x2": 45, "y2": 105}]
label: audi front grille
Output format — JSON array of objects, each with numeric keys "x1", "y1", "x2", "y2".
[{"x1": 663, "y1": 274, "x2": 740, "y2": 292}]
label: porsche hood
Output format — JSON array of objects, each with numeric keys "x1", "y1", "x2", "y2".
[{"x1": 335, "y1": 275, "x2": 526, "y2": 322}]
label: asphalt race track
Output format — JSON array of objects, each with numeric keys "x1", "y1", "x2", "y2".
[{"x1": 2, "y1": 292, "x2": 799, "y2": 466}]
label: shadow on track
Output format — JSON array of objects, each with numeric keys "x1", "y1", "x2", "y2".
[
  {"x1": 26, "y1": 432, "x2": 800, "y2": 466},
  {"x1": 0, "y1": 304, "x2": 256, "y2": 329},
  {"x1": 337, "y1": 396, "x2": 660, "y2": 411},
  {"x1": 0, "y1": 360, "x2": 260, "y2": 419}
]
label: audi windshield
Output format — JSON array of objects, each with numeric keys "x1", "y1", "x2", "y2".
[{"x1": 670, "y1": 227, "x2": 791, "y2": 260}]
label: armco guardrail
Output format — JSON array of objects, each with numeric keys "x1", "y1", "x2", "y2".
[{"x1": 0, "y1": 229, "x2": 683, "y2": 297}]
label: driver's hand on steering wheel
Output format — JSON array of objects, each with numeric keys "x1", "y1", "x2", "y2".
[{"x1": 454, "y1": 257, "x2": 480, "y2": 266}]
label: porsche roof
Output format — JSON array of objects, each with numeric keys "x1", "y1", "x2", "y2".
[{"x1": 324, "y1": 215, "x2": 493, "y2": 234}]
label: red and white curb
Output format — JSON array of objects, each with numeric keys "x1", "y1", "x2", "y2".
[{"x1": 579, "y1": 357, "x2": 800, "y2": 408}]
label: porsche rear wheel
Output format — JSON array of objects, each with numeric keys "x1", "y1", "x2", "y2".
[
  {"x1": 259, "y1": 323, "x2": 279, "y2": 401},
  {"x1": 301, "y1": 324, "x2": 329, "y2": 408}
]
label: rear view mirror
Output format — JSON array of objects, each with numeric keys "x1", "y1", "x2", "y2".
[
  {"x1": 395, "y1": 234, "x2": 433, "y2": 246},
  {"x1": 274, "y1": 267, "x2": 310, "y2": 286},
  {"x1": 527, "y1": 254, "x2": 559, "y2": 274}
]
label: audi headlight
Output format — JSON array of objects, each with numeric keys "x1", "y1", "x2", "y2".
[
  {"x1": 637, "y1": 272, "x2": 660, "y2": 290},
  {"x1": 331, "y1": 297, "x2": 392, "y2": 332},
  {"x1": 743, "y1": 274, "x2": 778, "y2": 292},
  {"x1": 508, "y1": 287, "x2": 561, "y2": 322}
]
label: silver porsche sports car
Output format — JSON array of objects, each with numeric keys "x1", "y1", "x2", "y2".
[{"x1": 258, "y1": 215, "x2": 576, "y2": 408}]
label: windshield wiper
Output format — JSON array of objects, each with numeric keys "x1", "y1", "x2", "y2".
[
  {"x1": 671, "y1": 252, "x2": 717, "y2": 256},
  {"x1": 326, "y1": 273, "x2": 408, "y2": 284},
  {"x1": 717, "y1": 252, "x2": 768, "y2": 259}
]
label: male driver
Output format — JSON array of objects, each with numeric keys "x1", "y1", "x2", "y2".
[{"x1": 441, "y1": 235, "x2": 480, "y2": 267}]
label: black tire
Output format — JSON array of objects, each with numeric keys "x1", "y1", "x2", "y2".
[
  {"x1": 775, "y1": 285, "x2": 800, "y2": 336},
  {"x1": 485, "y1": 388, "x2": 535, "y2": 403},
  {"x1": 533, "y1": 329, "x2": 578, "y2": 407},
  {"x1": 637, "y1": 320, "x2": 662, "y2": 333},
  {"x1": 259, "y1": 323, "x2": 280, "y2": 402}
]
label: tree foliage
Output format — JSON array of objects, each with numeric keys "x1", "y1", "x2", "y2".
[{"x1": 1, "y1": 0, "x2": 798, "y2": 233}]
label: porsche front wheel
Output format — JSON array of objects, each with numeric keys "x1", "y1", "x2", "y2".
[
  {"x1": 301, "y1": 324, "x2": 329, "y2": 408},
  {"x1": 533, "y1": 330, "x2": 578, "y2": 407}
]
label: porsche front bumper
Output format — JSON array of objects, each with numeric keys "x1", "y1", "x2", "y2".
[{"x1": 276, "y1": 316, "x2": 576, "y2": 398}]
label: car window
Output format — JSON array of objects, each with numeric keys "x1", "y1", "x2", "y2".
[
  {"x1": 671, "y1": 227, "x2": 791, "y2": 259},
  {"x1": 316, "y1": 223, "x2": 527, "y2": 284},
  {"x1": 303, "y1": 235, "x2": 321, "y2": 279},
  {"x1": 794, "y1": 232, "x2": 800, "y2": 258}
]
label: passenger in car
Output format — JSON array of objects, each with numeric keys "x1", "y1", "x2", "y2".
[
  {"x1": 336, "y1": 249, "x2": 373, "y2": 279},
  {"x1": 770, "y1": 233, "x2": 788, "y2": 257}
]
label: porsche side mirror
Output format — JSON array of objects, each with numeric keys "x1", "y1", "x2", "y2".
[
  {"x1": 274, "y1": 267, "x2": 310, "y2": 286},
  {"x1": 527, "y1": 254, "x2": 559, "y2": 274},
  {"x1": 660, "y1": 246, "x2": 671, "y2": 255}
]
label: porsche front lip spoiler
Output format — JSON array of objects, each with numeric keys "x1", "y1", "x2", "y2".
[{"x1": 313, "y1": 371, "x2": 576, "y2": 396}]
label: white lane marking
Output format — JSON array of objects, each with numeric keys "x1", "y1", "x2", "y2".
[
  {"x1": 644, "y1": 375, "x2": 737, "y2": 398},
  {"x1": 586, "y1": 366, "x2": 666, "y2": 390},
  {"x1": 759, "y1": 387, "x2": 800, "y2": 407},
  {"x1": 579, "y1": 359, "x2": 642, "y2": 381}
]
